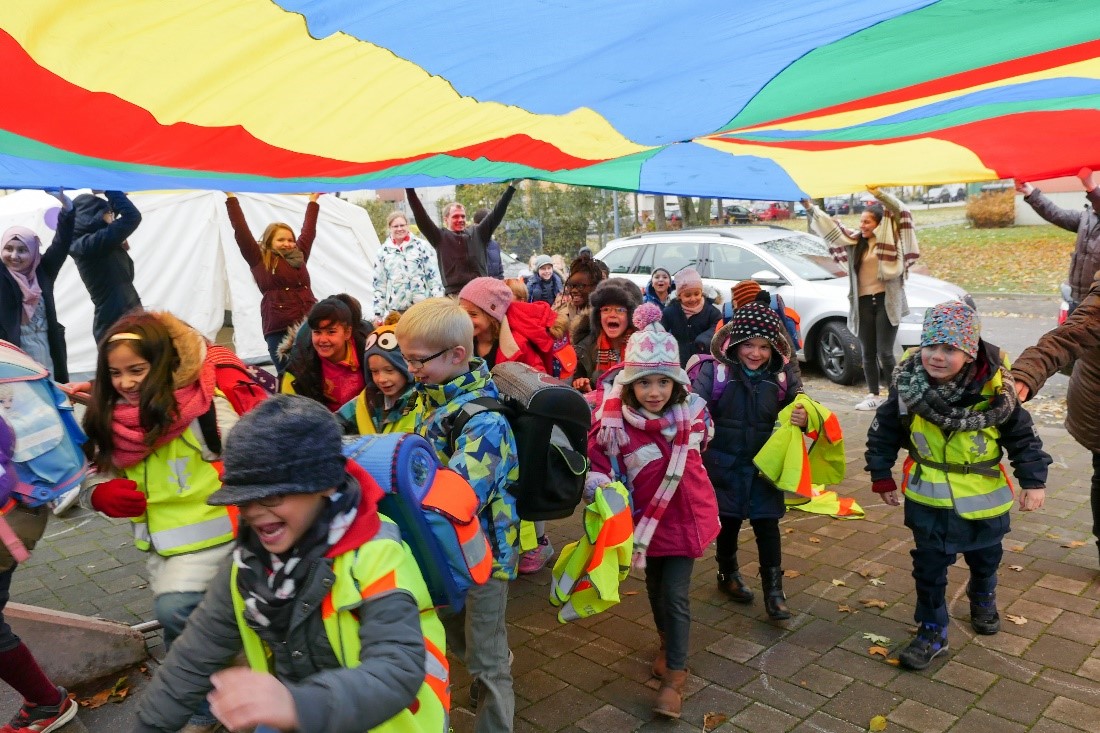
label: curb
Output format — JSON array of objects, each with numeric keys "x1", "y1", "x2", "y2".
[{"x1": 7, "y1": 603, "x2": 148, "y2": 688}]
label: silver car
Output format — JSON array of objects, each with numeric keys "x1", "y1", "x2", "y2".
[{"x1": 595, "y1": 227, "x2": 973, "y2": 384}]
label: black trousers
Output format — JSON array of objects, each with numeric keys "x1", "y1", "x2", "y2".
[
  {"x1": 715, "y1": 516, "x2": 781, "y2": 569},
  {"x1": 644, "y1": 556, "x2": 694, "y2": 670},
  {"x1": 912, "y1": 542, "x2": 1001, "y2": 627},
  {"x1": 857, "y1": 293, "x2": 898, "y2": 395}
]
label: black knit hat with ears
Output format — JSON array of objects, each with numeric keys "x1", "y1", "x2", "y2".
[
  {"x1": 711, "y1": 302, "x2": 792, "y2": 372},
  {"x1": 587, "y1": 277, "x2": 643, "y2": 334}
]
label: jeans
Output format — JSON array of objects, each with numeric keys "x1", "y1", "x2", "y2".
[
  {"x1": 644, "y1": 556, "x2": 694, "y2": 671},
  {"x1": 911, "y1": 542, "x2": 1001, "y2": 627},
  {"x1": 716, "y1": 516, "x2": 782, "y2": 569},
  {"x1": 264, "y1": 331, "x2": 288, "y2": 377},
  {"x1": 155, "y1": 592, "x2": 216, "y2": 725},
  {"x1": 442, "y1": 578, "x2": 513, "y2": 733},
  {"x1": 857, "y1": 293, "x2": 898, "y2": 395}
]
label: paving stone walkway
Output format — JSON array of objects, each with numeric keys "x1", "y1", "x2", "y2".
[{"x1": 5, "y1": 389, "x2": 1098, "y2": 732}]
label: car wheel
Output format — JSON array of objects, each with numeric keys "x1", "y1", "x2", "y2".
[{"x1": 816, "y1": 320, "x2": 862, "y2": 385}]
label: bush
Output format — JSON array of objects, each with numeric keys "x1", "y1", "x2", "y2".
[{"x1": 965, "y1": 190, "x2": 1015, "y2": 228}]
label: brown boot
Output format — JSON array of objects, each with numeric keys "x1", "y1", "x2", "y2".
[
  {"x1": 652, "y1": 632, "x2": 666, "y2": 679},
  {"x1": 654, "y1": 669, "x2": 688, "y2": 718}
]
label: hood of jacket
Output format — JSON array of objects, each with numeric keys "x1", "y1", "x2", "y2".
[
  {"x1": 152, "y1": 310, "x2": 208, "y2": 389},
  {"x1": 72, "y1": 194, "x2": 111, "y2": 237}
]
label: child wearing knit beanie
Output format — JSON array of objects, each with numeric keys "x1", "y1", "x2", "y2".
[
  {"x1": 660, "y1": 267, "x2": 724, "y2": 367},
  {"x1": 335, "y1": 319, "x2": 423, "y2": 436},
  {"x1": 587, "y1": 303, "x2": 718, "y2": 719},
  {"x1": 693, "y1": 302, "x2": 807, "y2": 621},
  {"x1": 866, "y1": 300, "x2": 1049, "y2": 671}
]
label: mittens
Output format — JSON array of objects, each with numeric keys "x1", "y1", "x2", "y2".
[{"x1": 91, "y1": 478, "x2": 147, "y2": 518}]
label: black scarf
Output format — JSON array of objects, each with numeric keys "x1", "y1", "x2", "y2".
[
  {"x1": 280, "y1": 248, "x2": 305, "y2": 269},
  {"x1": 234, "y1": 477, "x2": 360, "y2": 642},
  {"x1": 893, "y1": 352, "x2": 1017, "y2": 433}
]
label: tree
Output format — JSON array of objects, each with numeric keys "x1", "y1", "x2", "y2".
[
  {"x1": 676, "y1": 196, "x2": 713, "y2": 227},
  {"x1": 354, "y1": 198, "x2": 398, "y2": 241}
]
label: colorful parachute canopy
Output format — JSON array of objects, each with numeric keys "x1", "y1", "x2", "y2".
[{"x1": 3, "y1": 0, "x2": 1098, "y2": 198}]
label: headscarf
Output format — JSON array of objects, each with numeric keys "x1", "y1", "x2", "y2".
[{"x1": 1, "y1": 227, "x2": 43, "y2": 324}]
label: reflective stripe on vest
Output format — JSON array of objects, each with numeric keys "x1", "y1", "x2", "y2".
[
  {"x1": 125, "y1": 425, "x2": 234, "y2": 555},
  {"x1": 233, "y1": 515, "x2": 449, "y2": 732}
]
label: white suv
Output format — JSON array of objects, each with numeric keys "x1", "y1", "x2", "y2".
[{"x1": 595, "y1": 227, "x2": 973, "y2": 384}]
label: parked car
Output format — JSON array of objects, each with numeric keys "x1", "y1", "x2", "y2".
[
  {"x1": 595, "y1": 227, "x2": 973, "y2": 384},
  {"x1": 724, "y1": 204, "x2": 757, "y2": 224},
  {"x1": 824, "y1": 197, "x2": 852, "y2": 216},
  {"x1": 754, "y1": 203, "x2": 791, "y2": 221},
  {"x1": 924, "y1": 184, "x2": 967, "y2": 203}
]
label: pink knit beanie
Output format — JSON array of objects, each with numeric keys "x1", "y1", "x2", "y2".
[
  {"x1": 458, "y1": 277, "x2": 514, "y2": 323},
  {"x1": 675, "y1": 267, "x2": 703, "y2": 290}
]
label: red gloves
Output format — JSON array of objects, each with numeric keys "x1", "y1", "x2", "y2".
[
  {"x1": 91, "y1": 478, "x2": 147, "y2": 518},
  {"x1": 871, "y1": 478, "x2": 898, "y2": 494}
]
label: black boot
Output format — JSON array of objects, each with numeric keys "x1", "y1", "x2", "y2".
[
  {"x1": 967, "y1": 584, "x2": 1000, "y2": 635},
  {"x1": 717, "y1": 555, "x2": 754, "y2": 603},
  {"x1": 760, "y1": 567, "x2": 791, "y2": 620}
]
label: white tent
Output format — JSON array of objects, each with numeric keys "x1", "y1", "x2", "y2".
[{"x1": 0, "y1": 190, "x2": 380, "y2": 375}]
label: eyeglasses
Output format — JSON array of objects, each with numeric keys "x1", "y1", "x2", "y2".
[
  {"x1": 564, "y1": 281, "x2": 593, "y2": 292},
  {"x1": 600, "y1": 306, "x2": 628, "y2": 315},
  {"x1": 401, "y1": 346, "x2": 455, "y2": 370}
]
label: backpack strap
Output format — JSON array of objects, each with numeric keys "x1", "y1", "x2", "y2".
[
  {"x1": 712, "y1": 362, "x2": 730, "y2": 403},
  {"x1": 196, "y1": 401, "x2": 222, "y2": 456},
  {"x1": 446, "y1": 397, "x2": 508, "y2": 454}
]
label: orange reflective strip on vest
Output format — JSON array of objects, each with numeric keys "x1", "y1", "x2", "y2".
[
  {"x1": 359, "y1": 570, "x2": 397, "y2": 601},
  {"x1": 423, "y1": 635, "x2": 451, "y2": 710}
]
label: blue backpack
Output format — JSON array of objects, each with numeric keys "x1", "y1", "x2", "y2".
[
  {"x1": 0, "y1": 341, "x2": 88, "y2": 507},
  {"x1": 342, "y1": 432, "x2": 492, "y2": 612}
]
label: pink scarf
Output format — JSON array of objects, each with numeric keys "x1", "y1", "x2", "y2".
[
  {"x1": 109, "y1": 359, "x2": 217, "y2": 468},
  {"x1": 681, "y1": 299, "x2": 704, "y2": 318},
  {"x1": 597, "y1": 391, "x2": 701, "y2": 570},
  {"x1": 2, "y1": 227, "x2": 43, "y2": 324}
]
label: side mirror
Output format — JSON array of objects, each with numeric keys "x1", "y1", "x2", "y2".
[{"x1": 750, "y1": 269, "x2": 787, "y2": 286}]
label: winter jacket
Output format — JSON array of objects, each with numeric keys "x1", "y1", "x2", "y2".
[
  {"x1": 281, "y1": 324, "x2": 369, "y2": 413},
  {"x1": 131, "y1": 473, "x2": 434, "y2": 733},
  {"x1": 413, "y1": 359, "x2": 520, "y2": 580},
  {"x1": 495, "y1": 299, "x2": 571, "y2": 376},
  {"x1": 225, "y1": 196, "x2": 318, "y2": 335},
  {"x1": 867, "y1": 342, "x2": 1050, "y2": 552},
  {"x1": 337, "y1": 387, "x2": 422, "y2": 436},
  {"x1": 69, "y1": 191, "x2": 143, "y2": 343},
  {"x1": 1011, "y1": 279, "x2": 1100, "y2": 451},
  {"x1": 485, "y1": 237, "x2": 505, "y2": 279},
  {"x1": 570, "y1": 315, "x2": 633, "y2": 386},
  {"x1": 371, "y1": 235, "x2": 444, "y2": 315},
  {"x1": 661, "y1": 299, "x2": 724, "y2": 367},
  {"x1": 0, "y1": 206, "x2": 74, "y2": 382},
  {"x1": 642, "y1": 282, "x2": 673, "y2": 308},
  {"x1": 693, "y1": 359, "x2": 799, "y2": 519},
  {"x1": 585, "y1": 393, "x2": 719, "y2": 558},
  {"x1": 1022, "y1": 188, "x2": 1100, "y2": 304},
  {"x1": 527, "y1": 271, "x2": 564, "y2": 306},
  {"x1": 406, "y1": 187, "x2": 517, "y2": 295}
]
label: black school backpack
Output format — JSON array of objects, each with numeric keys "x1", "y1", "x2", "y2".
[{"x1": 448, "y1": 361, "x2": 590, "y2": 521}]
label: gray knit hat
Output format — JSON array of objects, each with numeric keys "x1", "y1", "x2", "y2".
[{"x1": 208, "y1": 395, "x2": 347, "y2": 506}]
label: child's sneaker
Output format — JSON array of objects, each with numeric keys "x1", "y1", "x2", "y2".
[
  {"x1": 897, "y1": 623, "x2": 949, "y2": 670},
  {"x1": 1, "y1": 687, "x2": 78, "y2": 733},
  {"x1": 518, "y1": 536, "x2": 554, "y2": 575},
  {"x1": 968, "y1": 588, "x2": 1000, "y2": 635},
  {"x1": 854, "y1": 394, "x2": 885, "y2": 411},
  {"x1": 49, "y1": 487, "x2": 80, "y2": 517}
]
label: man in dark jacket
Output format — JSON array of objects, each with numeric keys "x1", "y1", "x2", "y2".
[
  {"x1": 405, "y1": 182, "x2": 520, "y2": 295},
  {"x1": 69, "y1": 191, "x2": 142, "y2": 344},
  {"x1": 474, "y1": 209, "x2": 506, "y2": 279},
  {"x1": 1017, "y1": 168, "x2": 1100, "y2": 314}
]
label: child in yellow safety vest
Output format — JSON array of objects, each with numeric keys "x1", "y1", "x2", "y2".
[
  {"x1": 336, "y1": 317, "x2": 423, "y2": 436},
  {"x1": 131, "y1": 395, "x2": 447, "y2": 733},
  {"x1": 866, "y1": 301, "x2": 1050, "y2": 672},
  {"x1": 81, "y1": 310, "x2": 243, "y2": 732}
]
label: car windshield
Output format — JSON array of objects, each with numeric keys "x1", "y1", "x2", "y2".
[{"x1": 757, "y1": 234, "x2": 847, "y2": 280}]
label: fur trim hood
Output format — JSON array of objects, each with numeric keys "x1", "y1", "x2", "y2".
[
  {"x1": 584, "y1": 277, "x2": 642, "y2": 335},
  {"x1": 151, "y1": 310, "x2": 208, "y2": 389}
]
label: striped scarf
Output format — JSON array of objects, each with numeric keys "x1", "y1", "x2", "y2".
[
  {"x1": 599, "y1": 398, "x2": 699, "y2": 571},
  {"x1": 810, "y1": 191, "x2": 920, "y2": 280}
]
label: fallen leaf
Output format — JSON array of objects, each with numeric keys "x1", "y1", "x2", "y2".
[
  {"x1": 703, "y1": 712, "x2": 729, "y2": 732},
  {"x1": 808, "y1": 537, "x2": 821, "y2": 544},
  {"x1": 869, "y1": 578, "x2": 886, "y2": 587},
  {"x1": 858, "y1": 568, "x2": 883, "y2": 579},
  {"x1": 783, "y1": 569, "x2": 801, "y2": 579},
  {"x1": 622, "y1": 591, "x2": 638, "y2": 596},
  {"x1": 868, "y1": 645, "x2": 889, "y2": 657},
  {"x1": 1009, "y1": 545, "x2": 1025, "y2": 552},
  {"x1": 1008, "y1": 565, "x2": 1024, "y2": 572},
  {"x1": 885, "y1": 658, "x2": 901, "y2": 666},
  {"x1": 869, "y1": 714, "x2": 888, "y2": 731},
  {"x1": 860, "y1": 598, "x2": 888, "y2": 609},
  {"x1": 831, "y1": 579, "x2": 846, "y2": 587},
  {"x1": 800, "y1": 680, "x2": 808, "y2": 687},
  {"x1": 784, "y1": 528, "x2": 795, "y2": 534},
  {"x1": 1046, "y1": 533, "x2": 1060, "y2": 539},
  {"x1": 1006, "y1": 614, "x2": 1028, "y2": 625},
  {"x1": 862, "y1": 633, "x2": 891, "y2": 645},
  {"x1": 837, "y1": 604, "x2": 854, "y2": 613},
  {"x1": 1061, "y1": 540, "x2": 1087, "y2": 549},
  {"x1": 79, "y1": 676, "x2": 129, "y2": 710}
]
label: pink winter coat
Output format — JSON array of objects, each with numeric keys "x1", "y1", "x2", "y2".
[{"x1": 586, "y1": 395, "x2": 720, "y2": 559}]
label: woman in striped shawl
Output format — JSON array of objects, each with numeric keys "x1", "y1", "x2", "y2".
[{"x1": 803, "y1": 188, "x2": 920, "y2": 411}]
